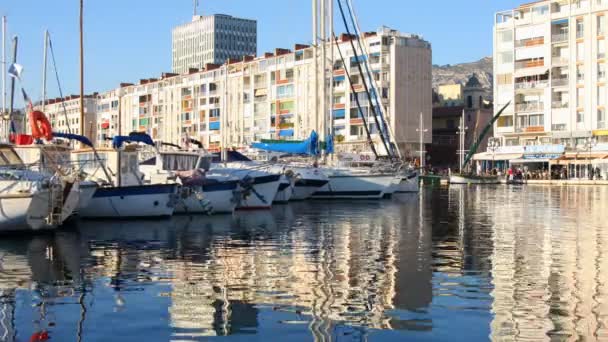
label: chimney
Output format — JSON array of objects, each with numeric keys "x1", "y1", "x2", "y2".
[
  {"x1": 243, "y1": 55, "x2": 255, "y2": 62},
  {"x1": 120, "y1": 82, "x2": 134, "y2": 88},
  {"x1": 264, "y1": 52, "x2": 274, "y2": 58},
  {"x1": 188, "y1": 68, "x2": 199, "y2": 74},
  {"x1": 161, "y1": 72, "x2": 178, "y2": 79},
  {"x1": 295, "y1": 44, "x2": 310, "y2": 51},
  {"x1": 205, "y1": 63, "x2": 220, "y2": 71},
  {"x1": 275, "y1": 48, "x2": 291, "y2": 56}
]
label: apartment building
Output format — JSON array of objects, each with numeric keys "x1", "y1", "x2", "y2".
[
  {"x1": 494, "y1": 0, "x2": 608, "y2": 148},
  {"x1": 172, "y1": 14, "x2": 257, "y2": 74},
  {"x1": 92, "y1": 27, "x2": 431, "y2": 156},
  {"x1": 36, "y1": 94, "x2": 97, "y2": 140}
]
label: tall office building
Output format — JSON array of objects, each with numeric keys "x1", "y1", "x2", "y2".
[
  {"x1": 494, "y1": 0, "x2": 608, "y2": 148},
  {"x1": 172, "y1": 14, "x2": 257, "y2": 74}
]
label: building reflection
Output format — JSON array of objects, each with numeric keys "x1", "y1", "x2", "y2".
[{"x1": 488, "y1": 186, "x2": 608, "y2": 341}]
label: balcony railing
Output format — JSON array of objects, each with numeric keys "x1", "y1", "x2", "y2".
[
  {"x1": 552, "y1": 56, "x2": 569, "y2": 65},
  {"x1": 515, "y1": 80, "x2": 548, "y2": 89},
  {"x1": 515, "y1": 37, "x2": 544, "y2": 48},
  {"x1": 515, "y1": 102, "x2": 544, "y2": 112},
  {"x1": 552, "y1": 33, "x2": 569, "y2": 43},
  {"x1": 552, "y1": 77, "x2": 569, "y2": 87},
  {"x1": 576, "y1": 31, "x2": 585, "y2": 39},
  {"x1": 515, "y1": 59, "x2": 544, "y2": 69},
  {"x1": 552, "y1": 101, "x2": 569, "y2": 108}
]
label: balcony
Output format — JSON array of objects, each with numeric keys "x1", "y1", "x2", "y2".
[
  {"x1": 515, "y1": 102, "x2": 544, "y2": 112},
  {"x1": 552, "y1": 77, "x2": 569, "y2": 87},
  {"x1": 552, "y1": 33, "x2": 569, "y2": 43},
  {"x1": 552, "y1": 56, "x2": 569, "y2": 66},
  {"x1": 552, "y1": 101, "x2": 569, "y2": 109},
  {"x1": 599, "y1": 71, "x2": 606, "y2": 81},
  {"x1": 515, "y1": 80, "x2": 549, "y2": 90},
  {"x1": 515, "y1": 59, "x2": 544, "y2": 69},
  {"x1": 515, "y1": 37, "x2": 544, "y2": 48}
]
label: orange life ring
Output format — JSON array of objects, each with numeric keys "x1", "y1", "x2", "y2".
[{"x1": 29, "y1": 111, "x2": 53, "y2": 141}]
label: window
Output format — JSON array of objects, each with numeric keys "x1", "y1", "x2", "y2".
[
  {"x1": 577, "y1": 65, "x2": 585, "y2": 82},
  {"x1": 577, "y1": 88, "x2": 585, "y2": 107},
  {"x1": 599, "y1": 40, "x2": 606, "y2": 59},
  {"x1": 598, "y1": 85, "x2": 606, "y2": 106},
  {"x1": 577, "y1": 18, "x2": 585, "y2": 38},
  {"x1": 577, "y1": 110, "x2": 584, "y2": 122},
  {"x1": 497, "y1": 73, "x2": 513, "y2": 85},
  {"x1": 467, "y1": 95, "x2": 473, "y2": 108},
  {"x1": 350, "y1": 125, "x2": 364, "y2": 136},
  {"x1": 446, "y1": 119, "x2": 455, "y2": 129},
  {"x1": 599, "y1": 108, "x2": 606, "y2": 128},
  {"x1": 577, "y1": 42, "x2": 585, "y2": 61},
  {"x1": 497, "y1": 116, "x2": 514, "y2": 127},
  {"x1": 598, "y1": 15, "x2": 606, "y2": 35},
  {"x1": 277, "y1": 85, "x2": 294, "y2": 99},
  {"x1": 599, "y1": 63, "x2": 606, "y2": 80}
]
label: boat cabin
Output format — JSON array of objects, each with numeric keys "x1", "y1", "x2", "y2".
[
  {"x1": 143, "y1": 150, "x2": 212, "y2": 172},
  {"x1": 14, "y1": 144, "x2": 72, "y2": 175},
  {"x1": 0, "y1": 144, "x2": 26, "y2": 168},
  {"x1": 72, "y1": 145, "x2": 144, "y2": 186}
]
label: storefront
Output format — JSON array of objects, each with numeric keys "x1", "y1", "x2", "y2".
[{"x1": 551, "y1": 144, "x2": 608, "y2": 180}]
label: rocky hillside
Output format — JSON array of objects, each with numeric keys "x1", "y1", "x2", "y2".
[{"x1": 432, "y1": 57, "x2": 493, "y2": 90}]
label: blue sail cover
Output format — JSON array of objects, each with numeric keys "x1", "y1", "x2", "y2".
[
  {"x1": 53, "y1": 132, "x2": 94, "y2": 147},
  {"x1": 112, "y1": 133, "x2": 155, "y2": 149},
  {"x1": 251, "y1": 131, "x2": 319, "y2": 156},
  {"x1": 325, "y1": 134, "x2": 334, "y2": 154}
]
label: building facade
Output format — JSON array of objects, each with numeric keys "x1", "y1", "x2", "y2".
[
  {"x1": 492, "y1": 0, "x2": 608, "y2": 179},
  {"x1": 494, "y1": 0, "x2": 608, "y2": 147},
  {"x1": 172, "y1": 14, "x2": 257, "y2": 74},
  {"x1": 36, "y1": 95, "x2": 98, "y2": 141},
  {"x1": 92, "y1": 27, "x2": 431, "y2": 156}
]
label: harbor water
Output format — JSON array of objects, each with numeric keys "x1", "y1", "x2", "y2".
[{"x1": 0, "y1": 185, "x2": 607, "y2": 341}]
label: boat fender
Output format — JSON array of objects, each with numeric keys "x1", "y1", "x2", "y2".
[{"x1": 29, "y1": 111, "x2": 53, "y2": 141}]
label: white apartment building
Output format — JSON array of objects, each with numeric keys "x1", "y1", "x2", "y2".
[
  {"x1": 172, "y1": 14, "x2": 257, "y2": 74},
  {"x1": 494, "y1": 0, "x2": 608, "y2": 148},
  {"x1": 95, "y1": 27, "x2": 431, "y2": 156},
  {"x1": 36, "y1": 95, "x2": 97, "y2": 140}
]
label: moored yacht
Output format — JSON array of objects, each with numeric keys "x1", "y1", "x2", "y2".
[
  {"x1": 140, "y1": 148, "x2": 239, "y2": 214},
  {"x1": 73, "y1": 138, "x2": 178, "y2": 218},
  {"x1": 311, "y1": 166, "x2": 396, "y2": 199},
  {"x1": 0, "y1": 144, "x2": 80, "y2": 232}
]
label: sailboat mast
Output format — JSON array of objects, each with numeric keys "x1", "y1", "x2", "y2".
[
  {"x1": 79, "y1": 0, "x2": 84, "y2": 138},
  {"x1": 1, "y1": 16, "x2": 6, "y2": 115},
  {"x1": 328, "y1": 0, "x2": 334, "y2": 142},
  {"x1": 41, "y1": 30, "x2": 49, "y2": 112},
  {"x1": 320, "y1": 0, "x2": 327, "y2": 147}
]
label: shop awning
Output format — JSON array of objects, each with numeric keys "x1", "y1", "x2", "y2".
[
  {"x1": 510, "y1": 158, "x2": 553, "y2": 163},
  {"x1": 473, "y1": 152, "x2": 523, "y2": 161}
]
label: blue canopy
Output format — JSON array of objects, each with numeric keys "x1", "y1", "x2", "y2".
[
  {"x1": 325, "y1": 134, "x2": 334, "y2": 154},
  {"x1": 251, "y1": 130, "x2": 319, "y2": 156},
  {"x1": 112, "y1": 132, "x2": 155, "y2": 149},
  {"x1": 53, "y1": 132, "x2": 94, "y2": 147}
]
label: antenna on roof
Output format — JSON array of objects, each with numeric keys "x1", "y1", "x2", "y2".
[{"x1": 193, "y1": 0, "x2": 199, "y2": 17}]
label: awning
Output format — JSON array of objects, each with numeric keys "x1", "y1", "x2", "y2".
[
  {"x1": 515, "y1": 66, "x2": 549, "y2": 78},
  {"x1": 552, "y1": 19, "x2": 568, "y2": 25},
  {"x1": 333, "y1": 109, "x2": 346, "y2": 119},
  {"x1": 510, "y1": 158, "x2": 552, "y2": 163},
  {"x1": 209, "y1": 121, "x2": 220, "y2": 130},
  {"x1": 593, "y1": 129, "x2": 608, "y2": 136},
  {"x1": 279, "y1": 129, "x2": 294, "y2": 137},
  {"x1": 254, "y1": 88, "x2": 268, "y2": 96},
  {"x1": 333, "y1": 75, "x2": 346, "y2": 82},
  {"x1": 473, "y1": 152, "x2": 523, "y2": 161}
]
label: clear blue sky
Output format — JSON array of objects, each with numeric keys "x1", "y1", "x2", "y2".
[{"x1": 2, "y1": 0, "x2": 524, "y2": 103}]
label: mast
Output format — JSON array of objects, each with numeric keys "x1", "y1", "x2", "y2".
[
  {"x1": 458, "y1": 110, "x2": 466, "y2": 172},
  {"x1": 312, "y1": 0, "x2": 318, "y2": 138},
  {"x1": 328, "y1": 0, "x2": 334, "y2": 150},
  {"x1": 79, "y1": 0, "x2": 85, "y2": 139},
  {"x1": 1, "y1": 16, "x2": 6, "y2": 115},
  {"x1": 8, "y1": 36, "x2": 17, "y2": 136},
  {"x1": 41, "y1": 30, "x2": 49, "y2": 112},
  {"x1": 221, "y1": 64, "x2": 228, "y2": 161},
  {"x1": 320, "y1": 0, "x2": 327, "y2": 149},
  {"x1": 417, "y1": 112, "x2": 427, "y2": 169}
]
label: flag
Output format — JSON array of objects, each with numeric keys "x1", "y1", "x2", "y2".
[{"x1": 8, "y1": 63, "x2": 23, "y2": 80}]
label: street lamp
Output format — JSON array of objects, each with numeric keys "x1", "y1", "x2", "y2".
[{"x1": 584, "y1": 137, "x2": 598, "y2": 179}]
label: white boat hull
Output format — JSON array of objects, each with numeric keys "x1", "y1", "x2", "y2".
[
  {"x1": 273, "y1": 176, "x2": 294, "y2": 203},
  {"x1": 80, "y1": 184, "x2": 178, "y2": 218},
  {"x1": 0, "y1": 190, "x2": 52, "y2": 231},
  {"x1": 449, "y1": 175, "x2": 500, "y2": 184},
  {"x1": 396, "y1": 173, "x2": 420, "y2": 193},
  {"x1": 311, "y1": 172, "x2": 395, "y2": 199},
  {"x1": 76, "y1": 181, "x2": 98, "y2": 212},
  {"x1": 175, "y1": 180, "x2": 238, "y2": 214},
  {"x1": 238, "y1": 177, "x2": 281, "y2": 210}
]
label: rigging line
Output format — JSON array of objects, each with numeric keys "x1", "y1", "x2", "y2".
[
  {"x1": 333, "y1": 34, "x2": 378, "y2": 158},
  {"x1": 47, "y1": 35, "x2": 72, "y2": 135},
  {"x1": 336, "y1": 0, "x2": 392, "y2": 159},
  {"x1": 344, "y1": 0, "x2": 398, "y2": 158}
]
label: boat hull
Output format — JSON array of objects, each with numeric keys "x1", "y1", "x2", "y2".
[
  {"x1": 80, "y1": 184, "x2": 178, "y2": 218},
  {"x1": 76, "y1": 181, "x2": 98, "y2": 212},
  {"x1": 237, "y1": 175, "x2": 281, "y2": 210},
  {"x1": 0, "y1": 190, "x2": 52, "y2": 232},
  {"x1": 396, "y1": 173, "x2": 420, "y2": 193},
  {"x1": 292, "y1": 179, "x2": 329, "y2": 200},
  {"x1": 273, "y1": 176, "x2": 294, "y2": 203},
  {"x1": 311, "y1": 173, "x2": 395, "y2": 199},
  {"x1": 449, "y1": 175, "x2": 500, "y2": 184},
  {"x1": 175, "y1": 180, "x2": 238, "y2": 214}
]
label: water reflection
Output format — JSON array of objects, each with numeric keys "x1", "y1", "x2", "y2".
[{"x1": 0, "y1": 187, "x2": 606, "y2": 341}]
